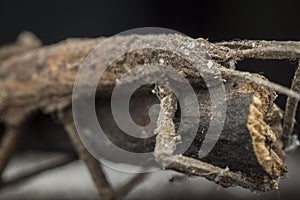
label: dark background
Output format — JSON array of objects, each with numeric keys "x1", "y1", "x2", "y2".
[
  {"x1": 1, "y1": 0, "x2": 300, "y2": 43},
  {"x1": 1, "y1": 0, "x2": 300, "y2": 199}
]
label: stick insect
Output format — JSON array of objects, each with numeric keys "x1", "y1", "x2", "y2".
[{"x1": 0, "y1": 32, "x2": 299, "y2": 199}]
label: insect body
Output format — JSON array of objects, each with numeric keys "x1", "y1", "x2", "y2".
[{"x1": 0, "y1": 33, "x2": 299, "y2": 199}]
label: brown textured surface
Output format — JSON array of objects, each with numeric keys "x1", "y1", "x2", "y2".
[{"x1": 0, "y1": 34, "x2": 288, "y2": 192}]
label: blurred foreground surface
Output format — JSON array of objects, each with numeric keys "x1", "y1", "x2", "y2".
[{"x1": 0, "y1": 150, "x2": 299, "y2": 200}]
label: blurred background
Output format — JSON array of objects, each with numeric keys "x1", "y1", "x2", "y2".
[{"x1": 1, "y1": 0, "x2": 300, "y2": 199}]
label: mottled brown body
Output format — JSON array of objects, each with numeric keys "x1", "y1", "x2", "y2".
[{"x1": 0, "y1": 33, "x2": 299, "y2": 199}]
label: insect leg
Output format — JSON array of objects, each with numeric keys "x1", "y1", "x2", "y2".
[
  {"x1": 215, "y1": 40, "x2": 300, "y2": 61},
  {"x1": 112, "y1": 173, "x2": 148, "y2": 199},
  {"x1": 0, "y1": 110, "x2": 27, "y2": 185},
  {"x1": 0, "y1": 127, "x2": 22, "y2": 184},
  {"x1": 59, "y1": 109, "x2": 114, "y2": 200},
  {"x1": 59, "y1": 109, "x2": 150, "y2": 199},
  {"x1": 1, "y1": 154, "x2": 76, "y2": 188},
  {"x1": 283, "y1": 61, "x2": 300, "y2": 150},
  {"x1": 219, "y1": 67, "x2": 300, "y2": 99}
]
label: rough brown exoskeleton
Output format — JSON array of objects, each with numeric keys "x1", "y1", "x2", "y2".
[{"x1": 0, "y1": 33, "x2": 300, "y2": 199}]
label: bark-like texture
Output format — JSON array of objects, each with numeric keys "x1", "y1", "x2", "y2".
[
  {"x1": 178, "y1": 78, "x2": 286, "y2": 191},
  {"x1": 0, "y1": 34, "x2": 294, "y2": 193}
]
